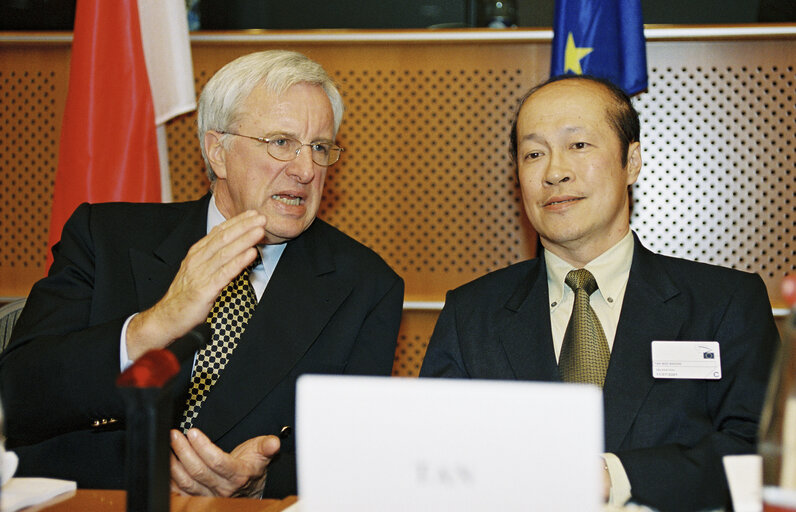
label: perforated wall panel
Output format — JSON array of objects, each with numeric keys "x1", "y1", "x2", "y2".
[
  {"x1": 0, "y1": 45, "x2": 69, "y2": 297},
  {"x1": 632, "y1": 41, "x2": 794, "y2": 306},
  {"x1": 392, "y1": 310, "x2": 439, "y2": 377},
  {"x1": 0, "y1": 70, "x2": 56, "y2": 271},
  {"x1": 166, "y1": 43, "x2": 547, "y2": 301},
  {"x1": 0, "y1": 35, "x2": 793, "y2": 376}
]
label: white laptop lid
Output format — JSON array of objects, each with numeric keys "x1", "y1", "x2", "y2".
[{"x1": 296, "y1": 375, "x2": 603, "y2": 512}]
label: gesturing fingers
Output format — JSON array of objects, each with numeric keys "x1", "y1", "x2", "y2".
[
  {"x1": 170, "y1": 450, "x2": 213, "y2": 496},
  {"x1": 170, "y1": 429, "x2": 235, "y2": 497},
  {"x1": 179, "y1": 210, "x2": 267, "y2": 297},
  {"x1": 127, "y1": 211, "x2": 267, "y2": 357},
  {"x1": 169, "y1": 429, "x2": 279, "y2": 498}
]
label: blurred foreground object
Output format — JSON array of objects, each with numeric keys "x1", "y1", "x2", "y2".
[
  {"x1": 759, "y1": 274, "x2": 796, "y2": 511},
  {"x1": 116, "y1": 323, "x2": 211, "y2": 512}
]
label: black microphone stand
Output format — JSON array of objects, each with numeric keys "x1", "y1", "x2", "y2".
[{"x1": 116, "y1": 323, "x2": 211, "y2": 512}]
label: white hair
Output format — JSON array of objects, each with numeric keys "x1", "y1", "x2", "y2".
[{"x1": 197, "y1": 50, "x2": 344, "y2": 181}]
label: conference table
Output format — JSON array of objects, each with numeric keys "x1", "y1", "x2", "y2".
[
  {"x1": 21, "y1": 489, "x2": 298, "y2": 511},
  {"x1": 19, "y1": 491, "x2": 676, "y2": 512}
]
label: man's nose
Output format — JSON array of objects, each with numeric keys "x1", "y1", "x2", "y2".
[
  {"x1": 286, "y1": 147, "x2": 315, "y2": 183},
  {"x1": 543, "y1": 152, "x2": 572, "y2": 185}
]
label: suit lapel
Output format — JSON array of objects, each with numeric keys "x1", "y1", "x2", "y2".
[
  {"x1": 129, "y1": 195, "x2": 210, "y2": 310},
  {"x1": 125, "y1": 195, "x2": 211, "y2": 421},
  {"x1": 499, "y1": 257, "x2": 561, "y2": 382},
  {"x1": 195, "y1": 220, "x2": 353, "y2": 440},
  {"x1": 603, "y1": 236, "x2": 684, "y2": 450}
]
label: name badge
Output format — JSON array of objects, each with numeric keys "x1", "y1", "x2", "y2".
[{"x1": 651, "y1": 341, "x2": 721, "y2": 380}]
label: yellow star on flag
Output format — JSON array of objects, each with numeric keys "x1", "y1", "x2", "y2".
[{"x1": 564, "y1": 32, "x2": 593, "y2": 75}]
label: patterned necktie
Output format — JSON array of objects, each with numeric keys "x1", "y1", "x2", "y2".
[
  {"x1": 180, "y1": 256, "x2": 260, "y2": 432},
  {"x1": 559, "y1": 269, "x2": 610, "y2": 388}
]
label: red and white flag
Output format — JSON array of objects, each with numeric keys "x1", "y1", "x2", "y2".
[{"x1": 48, "y1": 0, "x2": 195, "y2": 266}]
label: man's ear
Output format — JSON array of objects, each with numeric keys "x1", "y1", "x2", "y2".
[
  {"x1": 204, "y1": 130, "x2": 227, "y2": 179},
  {"x1": 626, "y1": 141, "x2": 642, "y2": 186}
]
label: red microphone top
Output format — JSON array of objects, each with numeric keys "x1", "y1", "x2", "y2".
[
  {"x1": 116, "y1": 349, "x2": 181, "y2": 388},
  {"x1": 782, "y1": 274, "x2": 796, "y2": 308}
]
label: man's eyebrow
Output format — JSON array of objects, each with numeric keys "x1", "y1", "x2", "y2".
[
  {"x1": 262, "y1": 130, "x2": 298, "y2": 139},
  {"x1": 519, "y1": 133, "x2": 545, "y2": 144},
  {"x1": 262, "y1": 131, "x2": 334, "y2": 143},
  {"x1": 520, "y1": 126, "x2": 586, "y2": 143}
]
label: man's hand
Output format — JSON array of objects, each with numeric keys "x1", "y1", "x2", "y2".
[
  {"x1": 602, "y1": 458, "x2": 611, "y2": 502},
  {"x1": 126, "y1": 210, "x2": 267, "y2": 360},
  {"x1": 169, "y1": 428, "x2": 281, "y2": 498}
]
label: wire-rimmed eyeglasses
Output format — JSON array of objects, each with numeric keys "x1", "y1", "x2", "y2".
[{"x1": 221, "y1": 132, "x2": 344, "y2": 166}]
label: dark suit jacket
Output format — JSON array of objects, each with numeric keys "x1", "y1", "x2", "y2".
[
  {"x1": 0, "y1": 194, "x2": 404, "y2": 498},
  {"x1": 420, "y1": 234, "x2": 779, "y2": 512}
]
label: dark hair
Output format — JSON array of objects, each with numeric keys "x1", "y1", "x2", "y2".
[{"x1": 509, "y1": 75, "x2": 640, "y2": 167}]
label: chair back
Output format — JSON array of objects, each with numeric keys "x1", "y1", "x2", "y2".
[{"x1": 0, "y1": 299, "x2": 26, "y2": 352}]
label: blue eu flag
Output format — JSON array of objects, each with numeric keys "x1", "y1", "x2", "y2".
[{"x1": 551, "y1": 0, "x2": 648, "y2": 95}]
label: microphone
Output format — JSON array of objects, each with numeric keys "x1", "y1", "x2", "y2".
[
  {"x1": 116, "y1": 322, "x2": 211, "y2": 389},
  {"x1": 164, "y1": 322, "x2": 212, "y2": 364},
  {"x1": 116, "y1": 323, "x2": 211, "y2": 511}
]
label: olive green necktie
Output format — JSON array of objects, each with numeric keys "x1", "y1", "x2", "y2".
[
  {"x1": 559, "y1": 268, "x2": 610, "y2": 388},
  {"x1": 179, "y1": 256, "x2": 260, "y2": 432}
]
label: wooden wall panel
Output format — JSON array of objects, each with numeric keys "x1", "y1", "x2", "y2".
[
  {"x1": 167, "y1": 40, "x2": 547, "y2": 302},
  {"x1": 1, "y1": 31, "x2": 794, "y2": 376},
  {"x1": 0, "y1": 41, "x2": 70, "y2": 298},
  {"x1": 163, "y1": 35, "x2": 796, "y2": 308},
  {"x1": 393, "y1": 309, "x2": 440, "y2": 377}
]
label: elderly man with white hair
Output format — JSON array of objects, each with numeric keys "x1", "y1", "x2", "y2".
[{"x1": 1, "y1": 50, "x2": 404, "y2": 499}]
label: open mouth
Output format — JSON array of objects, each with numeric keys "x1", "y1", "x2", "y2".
[{"x1": 272, "y1": 194, "x2": 303, "y2": 206}]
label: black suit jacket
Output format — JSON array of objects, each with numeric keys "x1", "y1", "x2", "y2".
[
  {"x1": 0, "y1": 194, "x2": 404, "y2": 498},
  {"x1": 420, "y1": 234, "x2": 779, "y2": 511}
]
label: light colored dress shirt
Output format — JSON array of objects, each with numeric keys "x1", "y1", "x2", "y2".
[
  {"x1": 205, "y1": 195, "x2": 285, "y2": 300},
  {"x1": 119, "y1": 195, "x2": 285, "y2": 368},
  {"x1": 545, "y1": 230, "x2": 634, "y2": 361},
  {"x1": 544, "y1": 230, "x2": 635, "y2": 506}
]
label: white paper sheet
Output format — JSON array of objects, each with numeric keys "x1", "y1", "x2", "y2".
[{"x1": 1, "y1": 477, "x2": 77, "y2": 512}]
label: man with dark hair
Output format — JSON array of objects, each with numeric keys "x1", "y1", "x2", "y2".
[
  {"x1": 421, "y1": 75, "x2": 778, "y2": 511},
  {"x1": 1, "y1": 50, "x2": 404, "y2": 499}
]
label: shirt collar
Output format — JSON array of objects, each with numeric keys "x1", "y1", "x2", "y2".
[
  {"x1": 207, "y1": 194, "x2": 286, "y2": 274},
  {"x1": 545, "y1": 230, "x2": 634, "y2": 307},
  {"x1": 207, "y1": 193, "x2": 226, "y2": 232}
]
